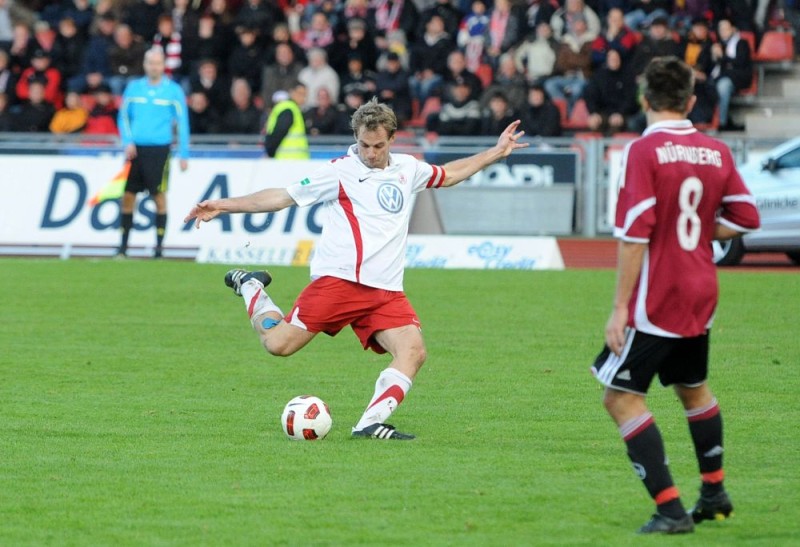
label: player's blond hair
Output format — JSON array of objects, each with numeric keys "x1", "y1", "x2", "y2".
[{"x1": 350, "y1": 98, "x2": 397, "y2": 139}]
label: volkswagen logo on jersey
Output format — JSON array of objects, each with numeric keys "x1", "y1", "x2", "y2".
[{"x1": 377, "y1": 184, "x2": 404, "y2": 213}]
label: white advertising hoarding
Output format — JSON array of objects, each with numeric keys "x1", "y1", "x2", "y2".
[{"x1": 0, "y1": 155, "x2": 323, "y2": 251}]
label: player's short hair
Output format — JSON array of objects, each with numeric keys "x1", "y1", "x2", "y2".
[
  {"x1": 642, "y1": 56, "x2": 695, "y2": 113},
  {"x1": 350, "y1": 97, "x2": 398, "y2": 138}
]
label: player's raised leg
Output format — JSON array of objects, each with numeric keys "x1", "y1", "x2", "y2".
[
  {"x1": 224, "y1": 269, "x2": 316, "y2": 356},
  {"x1": 352, "y1": 325, "x2": 425, "y2": 440},
  {"x1": 675, "y1": 383, "x2": 734, "y2": 523}
]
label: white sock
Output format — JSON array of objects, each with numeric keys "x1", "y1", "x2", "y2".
[
  {"x1": 353, "y1": 368, "x2": 412, "y2": 431},
  {"x1": 239, "y1": 279, "x2": 282, "y2": 328}
]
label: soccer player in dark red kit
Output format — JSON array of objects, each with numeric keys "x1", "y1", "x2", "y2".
[{"x1": 591, "y1": 56, "x2": 761, "y2": 534}]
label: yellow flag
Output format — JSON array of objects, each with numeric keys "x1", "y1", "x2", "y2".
[{"x1": 88, "y1": 162, "x2": 130, "y2": 206}]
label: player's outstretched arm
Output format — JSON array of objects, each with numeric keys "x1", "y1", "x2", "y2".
[
  {"x1": 439, "y1": 120, "x2": 529, "y2": 187},
  {"x1": 184, "y1": 188, "x2": 297, "y2": 228}
]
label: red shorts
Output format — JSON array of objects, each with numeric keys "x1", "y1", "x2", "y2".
[{"x1": 284, "y1": 276, "x2": 421, "y2": 354}]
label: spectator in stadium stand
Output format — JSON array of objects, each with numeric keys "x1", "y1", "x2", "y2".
[
  {"x1": 368, "y1": 0, "x2": 419, "y2": 43},
  {"x1": 206, "y1": 0, "x2": 237, "y2": 56},
  {"x1": 116, "y1": 47, "x2": 189, "y2": 258},
  {"x1": 583, "y1": 48, "x2": 639, "y2": 134},
  {"x1": 590, "y1": 7, "x2": 638, "y2": 69},
  {"x1": 710, "y1": 0, "x2": 754, "y2": 33},
  {"x1": 485, "y1": 0, "x2": 526, "y2": 64},
  {"x1": 456, "y1": 0, "x2": 489, "y2": 73},
  {"x1": 123, "y1": 0, "x2": 163, "y2": 43},
  {"x1": 550, "y1": 0, "x2": 601, "y2": 39},
  {"x1": 483, "y1": 52, "x2": 527, "y2": 112},
  {"x1": 8, "y1": 22, "x2": 39, "y2": 74},
  {"x1": 329, "y1": 18, "x2": 378, "y2": 74},
  {"x1": 443, "y1": 49, "x2": 482, "y2": 101},
  {"x1": 264, "y1": 83, "x2": 309, "y2": 159},
  {"x1": 152, "y1": 14, "x2": 184, "y2": 81},
  {"x1": 0, "y1": 0, "x2": 13, "y2": 49},
  {"x1": 170, "y1": 0, "x2": 199, "y2": 50},
  {"x1": 332, "y1": 88, "x2": 366, "y2": 133},
  {"x1": 514, "y1": 21, "x2": 558, "y2": 86},
  {"x1": 680, "y1": 16, "x2": 718, "y2": 126},
  {"x1": 298, "y1": 11, "x2": 335, "y2": 50},
  {"x1": 343, "y1": 0, "x2": 370, "y2": 28},
  {"x1": 375, "y1": 51, "x2": 411, "y2": 122},
  {"x1": 544, "y1": 13, "x2": 594, "y2": 115},
  {"x1": 218, "y1": 77, "x2": 262, "y2": 134},
  {"x1": 260, "y1": 43, "x2": 301, "y2": 112},
  {"x1": 522, "y1": 83, "x2": 561, "y2": 137},
  {"x1": 304, "y1": 86, "x2": 340, "y2": 135},
  {"x1": 227, "y1": 22, "x2": 264, "y2": 96},
  {"x1": 341, "y1": 53, "x2": 377, "y2": 101},
  {"x1": 58, "y1": 0, "x2": 95, "y2": 39},
  {"x1": 263, "y1": 23, "x2": 305, "y2": 67},
  {"x1": 67, "y1": 12, "x2": 116, "y2": 93},
  {"x1": 408, "y1": 14, "x2": 454, "y2": 103},
  {"x1": 480, "y1": 90, "x2": 517, "y2": 136},
  {"x1": 624, "y1": 0, "x2": 672, "y2": 31},
  {"x1": 525, "y1": 0, "x2": 556, "y2": 31},
  {"x1": 0, "y1": 49, "x2": 16, "y2": 102},
  {"x1": 189, "y1": 58, "x2": 230, "y2": 113},
  {"x1": 298, "y1": 47, "x2": 340, "y2": 107},
  {"x1": 710, "y1": 18, "x2": 752, "y2": 132},
  {"x1": 50, "y1": 17, "x2": 87, "y2": 88},
  {"x1": 16, "y1": 49, "x2": 62, "y2": 108},
  {"x1": 420, "y1": 0, "x2": 462, "y2": 38},
  {"x1": 107, "y1": 24, "x2": 146, "y2": 96},
  {"x1": 427, "y1": 78, "x2": 482, "y2": 136},
  {"x1": 628, "y1": 16, "x2": 680, "y2": 79},
  {"x1": 187, "y1": 90, "x2": 221, "y2": 134},
  {"x1": 670, "y1": 0, "x2": 711, "y2": 33},
  {"x1": 83, "y1": 82, "x2": 118, "y2": 134},
  {"x1": 49, "y1": 89, "x2": 88, "y2": 133},
  {"x1": 0, "y1": 92, "x2": 11, "y2": 131},
  {"x1": 193, "y1": 13, "x2": 227, "y2": 68},
  {"x1": 234, "y1": 0, "x2": 284, "y2": 45},
  {"x1": 10, "y1": 78, "x2": 54, "y2": 131}
]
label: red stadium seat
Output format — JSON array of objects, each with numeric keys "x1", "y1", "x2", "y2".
[
  {"x1": 406, "y1": 96, "x2": 441, "y2": 128},
  {"x1": 475, "y1": 64, "x2": 494, "y2": 89},
  {"x1": 753, "y1": 30, "x2": 795, "y2": 94},
  {"x1": 562, "y1": 99, "x2": 590, "y2": 130}
]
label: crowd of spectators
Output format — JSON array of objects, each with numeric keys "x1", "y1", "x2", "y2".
[{"x1": 0, "y1": 0, "x2": 797, "y2": 138}]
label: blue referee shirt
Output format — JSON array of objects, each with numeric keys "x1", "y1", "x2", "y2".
[{"x1": 118, "y1": 76, "x2": 190, "y2": 159}]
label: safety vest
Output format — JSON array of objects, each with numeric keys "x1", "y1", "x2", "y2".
[{"x1": 266, "y1": 100, "x2": 309, "y2": 160}]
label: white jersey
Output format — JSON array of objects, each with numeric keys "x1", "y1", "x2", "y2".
[{"x1": 286, "y1": 144, "x2": 446, "y2": 291}]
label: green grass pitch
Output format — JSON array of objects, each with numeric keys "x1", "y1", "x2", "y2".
[{"x1": 1, "y1": 259, "x2": 798, "y2": 545}]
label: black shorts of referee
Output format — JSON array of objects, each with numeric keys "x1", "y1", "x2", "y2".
[{"x1": 126, "y1": 145, "x2": 172, "y2": 195}]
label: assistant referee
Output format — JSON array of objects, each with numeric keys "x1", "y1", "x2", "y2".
[{"x1": 117, "y1": 47, "x2": 190, "y2": 258}]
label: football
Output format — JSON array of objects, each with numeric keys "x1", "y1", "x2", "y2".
[{"x1": 281, "y1": 395, "x2": 332, "y2": 440}]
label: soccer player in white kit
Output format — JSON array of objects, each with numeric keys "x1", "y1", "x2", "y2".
[{"x1": 184, "y1": 99, "x2": 529, "y2": 439}]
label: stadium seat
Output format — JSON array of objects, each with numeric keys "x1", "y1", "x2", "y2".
[
  {"x1": 406, "y1": 96, "x2": 441, "y2": 128},
  {"x1": 562, "y1": 99, "x2": 590, "y2": 131},
  {"x1": 475, "y1": 64, "x2": 494, "y2": 89},
  {"x1": 753, "y1": 30, "x2": 795, "y2": 94},
  {"x1": 551, "y1": 97, "x2": 568, "y2": 124}
]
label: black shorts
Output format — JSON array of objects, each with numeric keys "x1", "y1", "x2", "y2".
[
  {"x1": 591, "y1": 328, "x2": 709, "y2": 395},
  {"x1": 125, "y1": 145, "x2": 171, "y2": 195}
]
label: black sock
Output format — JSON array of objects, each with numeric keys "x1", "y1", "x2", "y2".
[
  {"x1": 156, "y1": 213, "x2": 167, "y2": 248},
  {"x1": 686, "y1": 398, "x2": 724, "y2": 496},
  {"x1": 120, "y1": 213, "x2": 133, "y2": 250},
  {"x1": 621, "y1": 413, "x2": 685, "y2": 519}
]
